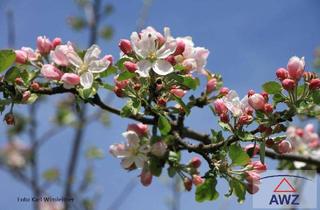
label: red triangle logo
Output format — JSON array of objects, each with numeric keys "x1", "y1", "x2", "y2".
[{"x1": 273, "y1": 178, "x2": 296, "y2": 193}]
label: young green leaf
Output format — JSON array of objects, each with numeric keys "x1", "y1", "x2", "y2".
[
  {"x1": 0, "y1": 49, "x2": 16, "y2": 73},
  {"x1": 158, "y1": 115, "x2": 171, "y2": 135},
  {"x1": 262, "y1": 81, "x2": 282, "y2": 94},
  {"x1": 117, "y1": 71, "x2": 136, "y2": 81},
  {"x1": 229, "y1": 144, "x2": 250, "y2": 166},
  {"x1": 195, "y1": 177, "x2": 219, "y2": 202},
  {"x1": 229, "y1": 178, "x2": 246, "y2": 203},
  {"x1": 259, "y1": 141, "x2": 266, "y2": 164}
]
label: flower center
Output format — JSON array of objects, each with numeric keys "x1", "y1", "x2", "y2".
[
  {"x1": 147, "y1": 52, "x2": 157, "y2": 61},
  {"x1": 78, "y1": 63, "x2": 88, "y2": 74}
]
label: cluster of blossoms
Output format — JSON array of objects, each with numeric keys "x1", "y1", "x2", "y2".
[
  {"x1": 242, "y1": 161, "x2": 267, "y2": 194},
  {"x1": 0, "y1": 139, "x2": 30, "y2": 168},
  {"x1": 15, "y1": 36, "x2": 111, "y2": 90}
]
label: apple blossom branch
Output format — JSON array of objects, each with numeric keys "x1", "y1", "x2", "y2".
[{"x1": 27, "y1": 86, "x2": 320, "y2": 168}]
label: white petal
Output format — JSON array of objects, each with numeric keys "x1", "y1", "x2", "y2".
[
  {"x1": 84, "y1": 44, "x2": 101, "y2": 64},
  {"x1": 134, "y1": 154, "x2": 147, "y2": 168},
  {"x1": 136, "y1": 60, "x2": 152, "y2": 77},
  {"x1": 80, "y1": 72, "x2": 93, "y2": 89},
  {"x1": 67, "y1": 51, "x2": 83, "y2": 68},
  {"x1": 88, "y1": 59, "x2": 110, "y2": 73},
  {"x1": 156, "y1": 40, "x2": 176, "y2": 59},
  {"x1": 122, "y1": 131, "x2": 140, "y2": 147},
  {"x1": 153, "y1": 60, "x2": 174, "y2": 76}
]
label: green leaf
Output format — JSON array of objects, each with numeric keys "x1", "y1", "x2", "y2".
[
  {"x1": 100, "y1": 66, "x2": 117, "y2": 78},
  {"x1": 195, "y1": 177, "x2": 219, "y2": 202},
  {"x1": 312, "y1": 91, "x2": 320, "y2": 105},
  {"x1": 168, "y1": 151, "x2": 181, "y2": 162},
  {"x1": 229, "y1": 178, "x2": 246, "y2": 203},
  {"x1": 120, "y1": 99, "x2": 141, "y2": 117},
  {"x1": 4, "y1": 66, "x2": 20, "y2": 82},
  {"x1": 259, "y1": 141, "x2": 265, "y2": 164},
  {"x1": 25, "y1": 94, "x2": 38, "y2": 104},
  {"x1": 272, "y1": 93, "x2": 285, "y2": 105},
  {"x1": 218, "y1": 121, "x2": 232, "y2": 132},
  {"x1": 117, "y1": 71, "x2": 136, "y2": 81},
  {"x1": 116, "y1": 57, "x2": 132, "y2": 70},
  {"x1": 167, "y1": 166, "x2": 176, "y2": 177},
  {"x1": 101, "y1": 83, "x2": 114, "y2": 91},
  {"x1": 149, "y1": 156, "x2": 162, "y2": 177},
  {"x1": 182, "y1": 77, "x2": 199, "y2": 90},
  {"x1": 173, "y1": 96, "x2": 190, "y2": 115},
  {"x1": 78, "y1": 87, "x2": 97, "y2": 99},
  {"x1": 229, "y1": 144, "x2": 250, "y2": 166},
  {"x1": 237, "y1": 131, "x2": 255, "y2": 141},
  {"x1": 262, "y1": 81, "x2": 282, "y2": 94},
  {"x1": 158, "y1": 115, "x2": 171, "y2": 135},
  {"x1": 86, "y1": 146, "x2": 105, "y2": 159},
  {"x1": 0, "y1": 50, "x2": 16, "y2": 73},
  {"x1": 42, "y1": 168, "x2": 59, "y2": 182}
]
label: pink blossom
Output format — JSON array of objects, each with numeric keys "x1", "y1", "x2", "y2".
[
  {"x1": 246, "y1": 183, "x2": 259, "y2": 194},
  {"x1": 249, "y1": 161, "x2": 267, "y2": 173},
  {"x1": 309, "y1": 78, "x2": 320, "y2": 90},
  {"x1": 287, "y1": 56, "x2": 305, "y2": 80},
  {"x1": 282, "y1": 78, "x2": 296, "y2": 90},
  {"x1": 50, "y1": 43, "x2": 74, "y2": 66},
  {"x1": 248, "y1": 93, "x2": 265, "y2": 110},
  {"x1": 183, "y1": 178, "x2": 193, "y2": 191},
  {"x1": 127, "y1": 123, "x2": 148, "y2": 136},
  {"x1": 124, "y1": 61, "x2": 138, "y2": 73},
  {"x1": 37, "y1": 36, "x2": 53, "y2": 54},
  {"x1": 140, "y1": 168, "x2": 153, "y2": 187},
  {"x1": 189, "y1": 156, "x2": 201, "y2": 168},
  {"x1": 151, "y1": 141, "x2": 167, "y2": 157},
  {"x1": 41, "y1": 64, "x2": 63, "y2": 80},
  {"x1": 276, "y1": 68, "x2": 288, "y2": 81},
  {"x1": 15, "y1": 50, "x2": 28, "y2": 64},
  {"x1": 170, "y1": 88, "x2": 186, "y2": 98},
  {"x1": 213, "y1": 99, "x2": 228, "y2": 115},
  {"x1": 206, "y1": 78, "x2": 217, "y2": 93},
  {"x1": 278, "y1": 140, "x2": 292, "y2": 154},
  {"x1": 219, "y1": 87, "x2": 230, "y2": 96},
  {"x1": 61, "y1": 73, "x2": 80, "y2": 89},
  {"x1": 119, "y1": 39, "x2": 132, "y2": 55},
  {"x1": 21, "y1": 47, "x2": 39, "y2": 61},
  {"x1": 245, "y1": 171, "x2": 261, "y2": 184},
  {"x1": 192, "y1": 175, "x2": 204, "y2": 186},
  {"x1": 52, "y1": 37, "x2": 62, "y2": 48},
  {"x1": 103, "y1": 54, "x2": 113, "y2": 65},
  {"x1": 22, "y1": 91, "x2": 31, "y2": 102}
]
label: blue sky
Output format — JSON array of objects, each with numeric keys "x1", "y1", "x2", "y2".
[{"x1": 0, "y1": 0, "x2": 320, "y2": 210}]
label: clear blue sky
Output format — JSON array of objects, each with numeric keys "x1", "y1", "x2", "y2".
[{"x1": 0, "y1": 0, "x2": 320, "y2": 210}]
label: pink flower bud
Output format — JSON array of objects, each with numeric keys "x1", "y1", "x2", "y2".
[
  {"x1": 192, "y1": 175, "x2": 204, "y2": 186},
  {"x1": 173, "y1": 40, "x2": 185, "y2": 56},
  {"x1": 124, "y1": 61, "x2": 138, "y2": 73},
  {"x1": 151, "y1": 141, "x2": 167, "y2": 157},
  {"x1": 113, "y1": 86, "x2": 124, "y2": 97},
  {"x1": 278, "y1": 140, "x2": 292, "y2": 154},
  {"x1": 15, "y1": 50, "x2": 28, "y2": 64},
  {"x1": 206, "y1": 78, "x2": 217, "y2": 93},
  {"x1": 22, "y1": 91, "x2": 31, "y2": 102},
  {"x1": 282, "y1": 78, "x2": 296, "y2": 91},
  {"x1": 246, "y1": 183, "x2": 259, "y2": 194},
  {"x1": 183, "y1": 178, "x2": 193, "y2": 191},
  {"x1": 31, "y1": 82, "x2": 40, "y2": 91},
  {"x1": 245, "y1": 171, "x2": 261, "y2": 184},
  {"x1": 140, "y1": 168, "x2": 153, "y2": 187},
  {"x1": 219, "y1": 87, "x2": 230, "y2": 96},
  {"x1": 213, "y1": 99, "x2": 228, "y2": 115},
  {"x1": 247, "y1": 89, "x2": 255, "y2": 97},
  {"x1": 52, "y1": 37, "x2": 62, "y2": 48},
  {"x1": 170, "y1": 88, "x2": 186, "y2": 98},
  {"x1": 263, "y1": 103, "x2": 273, "y2": 113},
  {"x1": 244, "y1": 144, "x2": 259, "y2": 157},
  {"x1": 261, "y1": 91, "x2": 269, "y2": 102},
  {"x1": 238, "y1": 114, "x2": 253, "y2": 125},
  {"x1": 61, "y1": 73, "x2": 80, "y2": 85},
  {"x1": 127, "y1": 123, "x2": 148, "y2": 136},
  {"x1": 4, "y1": 113, "x2": 15, "y2": 125},
  {"x1": 157, "y1": 98, "x2": 167, "y2": 106},
  {"x1": 15, "y1": 77, "x2": 24, "y2": 85},
  {"x1": 249, "y1": 161, "x2": 267, "y2": 172},
  {"x1": 41, "y1": 64, "x2": 63, "y2": 80},
  {"x1": 103, "y1": 54, "x2": 113, "y2": 65},
  {"x1": 220, "y1": 113, "x2": 229, "y2": 123},
  {"x1": 287, "y1": 56, "x2": 305, "y2": 80},
  {"x1": 36, "y1": 36, "x2": 53, "y2": 54},
  {"x1": 119, "y1": 39, "x2": 132, "y2": 54},
  {"x1": 276, "y1": 68, "x2": 288, "y2": 81},
  {"x1": 189, "y1": 156, "x2": 201, "y2": 168},
  {"x1": 248, "y1": 94, "x2": 265, "y2": 110},
  {"x1": 309, "y1": 78, "x2": 320, "y2": 90},
  {"x1": 165, "y1": 55, "x2": 176, "y2": 65},
  {"x1": 115, "y1": 78, "x2": 129, "y2": 89}
]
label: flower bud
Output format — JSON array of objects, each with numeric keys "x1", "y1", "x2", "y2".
[
  {"x1": 266, "y1": 139, "x2": 274, "y2": 148},
  {"x1": 261, "y1": 91, "x2": 269, "y2": 102},
  {"x1": 115, "y1": 78, "x2": 129, "y2": 89},
  {"x1": 29, "y1": 83, "x2": 39, "y2": 92},
  {"x1": 22, "y1": 91, "x2": 31, "y2": 102},
  {"x1": 170, "y1": 88, "x2": 186, "y2": 98},
  {"x1": 247, "y1": 89, "x2": 255, "y2": 97},
  {"x1": 103, "y1": 54, "x2": 113, "y2": 65},
  {"x1": 157, "y1": 98, "x2": 167, "y2": 106},
  {"x1": 15, "y1": 50, "x2": 28, "y2": 64},
  {"x1": 278, "y1": 140, "x2": 292, "y2": 154},
  {"x1": 173, "y1": 40, "x2": 185, "y2": 56},
  {"x1": 238, "y1": 114, "x2": 253, "y2": 125},
  {"x1": 119, "y1": 39, "x2": 132, "y2": 54},
  {"x1": 41, "y1": 64, "x2": 63, "y2": 80},
  {"x1": 287, "y1": 56, "x2": 305, "y2": 80},
  {"x1": 213, "y1": 99, "x2": 228, "y2": 115},
  {"x1": 52, "y1": 37, "x2": 62, "y2": 48},
  {"x1": 309, "y1": 78, "x2": 320, "y2": 90},
  {"x1": 248, "y1": 94, "x2": 265, "y2": 110},
  {"x1": 151, "y1": 141, "x2": 167, "y2": 157},
  {"x1": 206, "y1": 78, "x2": 217, "y2": 93},
  {"x1": 36, "y1": 36, "x2": 53, "y2": 54},
  {"x1": 61, "y1": 73, "x2": 80, "y2": 85},
  {"x1": 4, "y1": 113, "x2": 15, "y2": 125},
  {"x1": 219, "y1": 87, "x2": 230, "y2": 96},
  {"x1": 281, "y1": 79, "x2": 296, "y2": 91},
  {"x1": 189, "y1": 156, "x2": 201, "y2": 168},
  {"x1": 124, "y1": 61, "x2": 138, "y2": 73},
  {"x1": 303, "y1": 71, "x2": 316, "y2": 82},
  {"x1": 183, "y1": 178, "x2": 193, "y2": 191},
  {"x1": 263, "y1": 103, "x2": 273, "y2": 114},
  {"x1": 220, "y1": 113, "x2": 229, "y2": 123},
  {"x1": 192, "y1": 175, "x2": 204, "y2": 186},
  {"x1": 15, "y1": 77, "x2": 24, "y2": 86},
  {"x1": 245, "y1": 171, "x2": 261, "y2": 184},
  {"x1": 140, "y1": 168, "x2": 153, "y2": 187},
  {"x1": 246, "y1": 183, "x2": 259, "y2": 194},
  {"x1": 165, "y1": 55, "x2": 176, "y2": 65},
  {"x1": 276, "y1": 68, "x2": 288, "y2": 81},
  {"x1": 249, "y1": 161, "x2": 267, "y2": 172},
  {"x1": 113, "y1": 86, "x2": 124, "y2": 97},
  {"x1": 127, "y1": 123, "x2": 148, "y2": 136}
]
